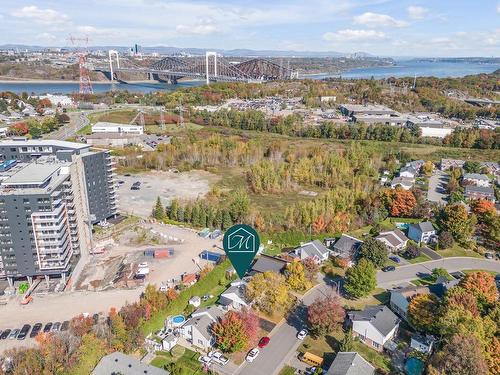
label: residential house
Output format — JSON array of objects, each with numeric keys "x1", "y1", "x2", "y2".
[
  {"x1": 182, "y1": 273, "x2": 197, "y2": 286},
  {"x1": 390, "y1": 286, "x2": 430, "y2": 320},
  {"x1": 399, "y1": 166, "x2": 417, "y2": 179},
  {"x1": 325, "y1": 352, "x2": 375, "y2": 375},
  {"x1": 440, "y1": 158, "x2": 465, "y2": 171},
  {"x1": 145, "y1": 329, "x2": 178, "y2": 352},
  {"x1": 407, "y1": 222, "x2": 436, "y2": 244},
  {"x1": 464, "y1": 185, "x2": 496, "y2": 202},
  {"x1": 218, "y1": 280, "x2": 249, "y2": 310},
  {"x1": 462, "y1": 173, "x2": 491, "y2": 187},
  {"x1": 189, "y1": 296, "x2": 201, "y2": 308},
  {"x1": 410, "y1": 334, "x2": 436, "y2": 354},
  {"x1": 92, "y1": 351, "x2": 169, "y2": 375},
  {"x1": 405, "y1": 160, "x2": 425, "y2": 171},
  {"x1": 251, "y1": 254, "x2": 289, "y2": 274},
  {"x1": 376, "y1": 229, "x2": 408, "y2": 252},
  {"x1": 347, "y1": 305, "x2": 400, "y2": 351},
  {"x1": 390, "y1": 176, "x2": 414, "y2": 190},
  {"x1": 331, "y1": 234, "x2": 363, "y2": 266},
  {"x1": 480, "y1": 161, "x2": 500, "y2": 175},
  {"x1": 292, "y1": 239, "x2": 331, "y2": 263},
  {"x1": 180, "y1": 306, "x2": 225, "y2": 351}
]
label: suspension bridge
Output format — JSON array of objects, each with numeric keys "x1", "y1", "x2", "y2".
[{"x1": 93, "y1": 50, "x2": 297, "y2": 84}]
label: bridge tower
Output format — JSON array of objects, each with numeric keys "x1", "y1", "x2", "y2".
[
  {"x1": 69, "y1": 35, "x2": 93, "y2": 95},
  {"x1": 205, "y1": 52, "x2": 217, "y2": 85},
  {"x1": 108, "y1": 50, "x2": 120, "y2": 81}
]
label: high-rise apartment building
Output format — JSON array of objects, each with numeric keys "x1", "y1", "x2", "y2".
[{"x1": 0, "y1": 139, "x2": 117, "y2": 285}]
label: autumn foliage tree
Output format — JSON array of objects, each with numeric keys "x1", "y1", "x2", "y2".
[
  {"x1": 307, "y1": 295, "x2": 345, "y2": 336},
  {"x1": 439, "y1": 203, "x2": 477, "y2": 243},
  {"x1": 445, "y1": 287, "x2": 480, "y2": 317},
  {"x1": 237, "y1": 308, "x2": 260, "y2": 344},
  {"x1": 246, "y1": 271, "x2": 291, "y2": 315},
  {"x1": 312, "y1": 215, "x2": 326, "y2": 234},
  {"x1": 285, "y1": 261, "x2": 312, "y2": 291},
  {"x1": 383, "y1": 187, "x2": 417, "y2": 217},
  {"x1": 302, "y1": 257, "x2": 320, "y2": 281},
  {"x1": 460, "y1": 271, "x2": 499, "y2": 309},
  {"x1": 471, "y1": 199, "x2": 496, "y2": 221},
  {"x1": 212, "y1": 311, "x2": 249, "y2": 353},
  {"x1": 407, "y1": 293, "x2": 440, "y2": 333},
  {"x1": 344, "y1": 259, "x2": 376, "y2": 298}
]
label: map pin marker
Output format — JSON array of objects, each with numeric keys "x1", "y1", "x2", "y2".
[{"x1": 223, "y1": 224, "x2": 260, "y2": 279}]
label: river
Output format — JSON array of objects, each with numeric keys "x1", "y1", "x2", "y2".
[{"x1": 0, "y1": 60, "x2": 498, "y2": 95}]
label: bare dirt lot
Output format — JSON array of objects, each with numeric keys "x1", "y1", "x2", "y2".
[
  {"x1": 0, "y1": 224, "x2": 223, "y2": 352},
  {"x1": 116, "y1": 170, "x2": 220, "y2": 217}
]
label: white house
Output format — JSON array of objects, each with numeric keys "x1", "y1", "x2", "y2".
[
  {"x1": 189, "y1": 296, "x2": 201, "y2": 308},
  {"x1": 462, "y1": 173, "x2": 491, "y2": 187},
  {"x1": 293, "y1": 239, "x2": 331, "y2": 263},
  {"x1": 218, "y1": 280, "x2": 249, "y2": 310},
  {"x1": 390, "y1": 286, "x2": 430, "y2": 320},
  {"x1": 326, "y1": 352, "x2": 375, "y2": 375},
  {"x1": 399, "y1": 166, "x2": 417, "y2": 179},
  {"x1": 410, "y1": 334, "x2": 436, "y2": 354},
  {"x1": 390, "y1": 176, "x2": 414, "y2": 190},
  {"x1": 92, "y1": 121, "x2": 144, "y2": 135},
  {"x1": 180, "y1": 306, "x2": 225, "y2": 351},
  {"x1": 375, "y1": 229, "x2": 408, "y2": 253},
  {"x1": 347, "y1": 306, "x2": 400, "y2": 352},
  {"x1": 39, "y1": 94, "x2": 74, "y2": 107},
  {"x1": 407, "y1": 222, "x2": 436, "y2": 244}
]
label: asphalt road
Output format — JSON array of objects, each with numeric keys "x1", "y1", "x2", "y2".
[
  {"x1": 377, "y1": 257, "x2": 500, "y2": 287},
  {"x1": 237, "y1": 279, "x2": 338, "y2": 375},
  {"x1": 427, "y1": 170, "x2": 449, "y2": 205},
  {"x1": 43, "y1": 111, "x2": 90, "y2": 140}
]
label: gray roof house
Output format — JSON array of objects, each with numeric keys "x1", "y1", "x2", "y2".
[
  {"x1": 293, "y1": 239, "x2": 331, "y2": 263},
  {"x1": 92, "y1": 351, "x2": 169, "y2": 375},
  {"x1": 348, "y1": 306, "x2": 400, "y2": 351},
  {"x1": 399, "y1": 166, "x2": 418, "y2": 178},
  {"x1": 407, "y1": 221, "x2": 436, "y2": 244},
  {"x1": 218, "y1": 280, "x2": 249, "y2": 310},
  {"x1": 326, "y1": 352, "x2": 375, "y2": 375},
  {"x1": 332, "y1": 234, "x2": 363, "y2": 264},
  {"x1": 465, "y1": 185, "x2": 496, "y2": 202},
  {"x1": 462, "y1": 173, "x2": 491, "y2": 187},
  {"x1": 390, "y1": 176, "x2": 414, "y2": 190},
  {"x1": 375, "y1": 229, "x2": 408, "y2": 252},
  {"x1": 180, "y1": 306, "x2": 226, "y2": 350},
  {"x1": 251, "y1": 254, "x2": 289, "y2": 274}
]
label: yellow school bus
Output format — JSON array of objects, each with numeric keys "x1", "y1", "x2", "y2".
[{"x1": 301, "y1": 352, "x2": 324, "y2": 367}]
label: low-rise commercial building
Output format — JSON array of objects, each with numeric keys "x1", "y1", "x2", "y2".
[{"x1": 92, "y1": 122, "x2": 144, "y2": 135}]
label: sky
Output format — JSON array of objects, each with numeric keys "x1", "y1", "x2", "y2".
[{"x1": 0, "y1": 0, "x2": 498, "y2": 57}]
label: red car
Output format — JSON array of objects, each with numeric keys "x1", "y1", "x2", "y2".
[{"x1": 258, "y1": 336, "x2": 270, "y2": 348}]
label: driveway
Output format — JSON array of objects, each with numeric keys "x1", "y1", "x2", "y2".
[
  {"x1": 427, "y1": 170, "x2": 449, "y2": 205},
  {"x1": 420, "y1": 246, "x2": 442, "y2": 260},
  {"x1": 377, "y1": 257, "x2": 500, "y2": 288},
  {"x1": 236, "y1": 278, "x2": 339, "y2": 375}
]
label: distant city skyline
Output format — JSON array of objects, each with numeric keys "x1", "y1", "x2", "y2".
[{"x1": 0, "y1": 0, "x2": 498, "y2": 57}]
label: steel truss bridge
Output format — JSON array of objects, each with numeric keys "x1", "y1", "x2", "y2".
[{"x1": 93, "y1": 50, "x2": 297, "y2": 84}]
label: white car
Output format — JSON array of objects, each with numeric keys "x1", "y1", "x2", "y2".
[
  {"x1": 138, "y1": 262, "x2": 148, "y2": 269},
  {"x1": 297, "y1": 329, "x2": 308, "y2": 340},
  {"x1": 198, "y1": 355, "x2": 212, "y2": 365},
  {"x1": 208, "y1": 351, "x2": 229, "y2": 366},
  {"x1": 246, "y1": 348, "x2": 260, "y2": 362}
]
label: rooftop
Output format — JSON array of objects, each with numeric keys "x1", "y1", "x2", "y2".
[
  {"x1": 1, "y1": 161, "x2": 63, "y2": 186},
  {"x1": 251, "y1": 254, "x2": 289, "y2": 274},
  {"x1": 0, "y1": 138, "x2": 89, "y2": 150},
  {"x1": 463, "y1": 173, "x2": 490, "y2": 181},
  {"x1": 348, "y1": 305, "x2": 400, "y2": 336},
  {"x1": 92, "y1": 351, "x2": 169, "y2": 375},
  {"x1": 93, "y1": 121, "x2": 143, "y2": 128},
  {"x1": 409, "y1": 221, "x2": 434, "y2": 233},
  {"x1": 326, "y1": 352, "x2": 375, "y2": 375}
]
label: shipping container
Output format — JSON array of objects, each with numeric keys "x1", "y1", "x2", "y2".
[
  {"x1": 154, "y1": 248, "x2": 174, "y2": 258},
  {"x1": 144, "y1": 249, "x2": 155, "y2": 257}
]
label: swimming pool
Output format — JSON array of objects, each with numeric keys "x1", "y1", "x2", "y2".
[{"x1": 171, "y1": 315, "x2": 185, "y2": 326}]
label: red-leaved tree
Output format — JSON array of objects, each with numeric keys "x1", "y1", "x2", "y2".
[{"x1": 307, "y1": 295, "x2": 345, "y2": 336}]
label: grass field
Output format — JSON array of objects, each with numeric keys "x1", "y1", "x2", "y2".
[
  {"x1": 278, "y1": 365, "x2": 297, "y2": 375},
  {"x1": 438, "y1": 244, "x2": 482, "y2": 258},
  {"x1": 151, "y1": 348, "x2": 202, "y2": 374}
]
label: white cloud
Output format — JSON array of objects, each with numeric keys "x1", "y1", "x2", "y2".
[
  {"x1": 11, "y1": 5, "x2": 69, "y2": 25},
  {"x1": 323, "y1": 29, "x2": 386, "y2": 42},
  {"x1": 407, "y1": 5, "x2": 429, "y2": 20},
  {"x1": 176, "y1": 17, "x2": 219, "y2": 35},
  {"x1": 353, "y1": 12, "x2": 408, "y2": 28},
  {"x1": 36, "y1": 32, "x2": 57, "y2": 43}
]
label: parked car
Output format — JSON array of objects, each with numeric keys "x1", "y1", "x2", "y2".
[
  {"x1": 131, "y1": 185, "x2": 140, "y2": 191},
  {"x1": 0, "y1": 329, "x2": 11, "y2": 340},
  {"x1": 198, "y1": 355, "x2": 212, "y2": 366},
  {"x1": 258, "y1": 336, "x2": 270, "y2": 348},
  {"x1": 208, "y1": 351, "x2": 229, "y2": 366},
  {"x1": 43, "y1": 323, "x2": 53, "y2": 333},
  {"x1": 246, "y1": 348, "x2": 260, "y2": 362},
  {"x1": 382, "y1": 266, "x2": 396, "y2": 272},
  {"x1": 485, "y1": 253, "x2": 494, "y2": 259},
  {"x1": 17, "y1": 324, "x2": 31, "y2": 340},
  {"x1": 138, "y1": 262, "x2": 148, "y2": 269},
  {"x1": 297, "y1": 329, "x2": 308, "y2": 340},
  {"x1": 30, "y1": 323, "x2": 43, "y2": 338},
  {"x1": 389, "y1": 256, "x2": 401, "y2": 263},
  {"x1": 9, "y1": 329, "x2": 19, "y2": 339},
  {"x1": 61, "y1": 321, "x2": 70, "y2": 331},
  {"x1": 52, "y1": 322, "x2": 61, "y2": 332}
]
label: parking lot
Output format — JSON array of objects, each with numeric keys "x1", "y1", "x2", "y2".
[
  {"x1": 427, "y1": 170, "x2": 449, "y2": 204},
  {"x1": 116, "y1": 170, "x2": 219, "y2": 217}
]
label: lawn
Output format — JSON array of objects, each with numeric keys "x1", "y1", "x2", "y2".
[
  {"x1": 88, "y1": 109, "x2": 138, "y2": 124},
  {"x1": 151, "y1": 348, "x2": 202, "y2": 374},
  {"x1": 352, "y1": 341, "x2": 392, "y2": 373},
  {"x1": 278, "y1": 365, "x2": 297, "y2": 375},
  {"x1": 438, "y1": 244, "x2": 482, "y2": 258},
  {"x1": 411, "y1": 271, "x2": 453, "y2": 286},
  {"x1": 339, "y1": 288, "x2": 390, "y2": 311},
  {"x1": 405, "y1": 253, "x2": 431, "y2": 264},
  {"x1": 76, "y1": 123, "x2": 92, "y2": 135}
]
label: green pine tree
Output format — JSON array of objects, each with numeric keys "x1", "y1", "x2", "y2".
[{"x1": 152, "y1": 197, "x2": 165, "y2": 220}]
